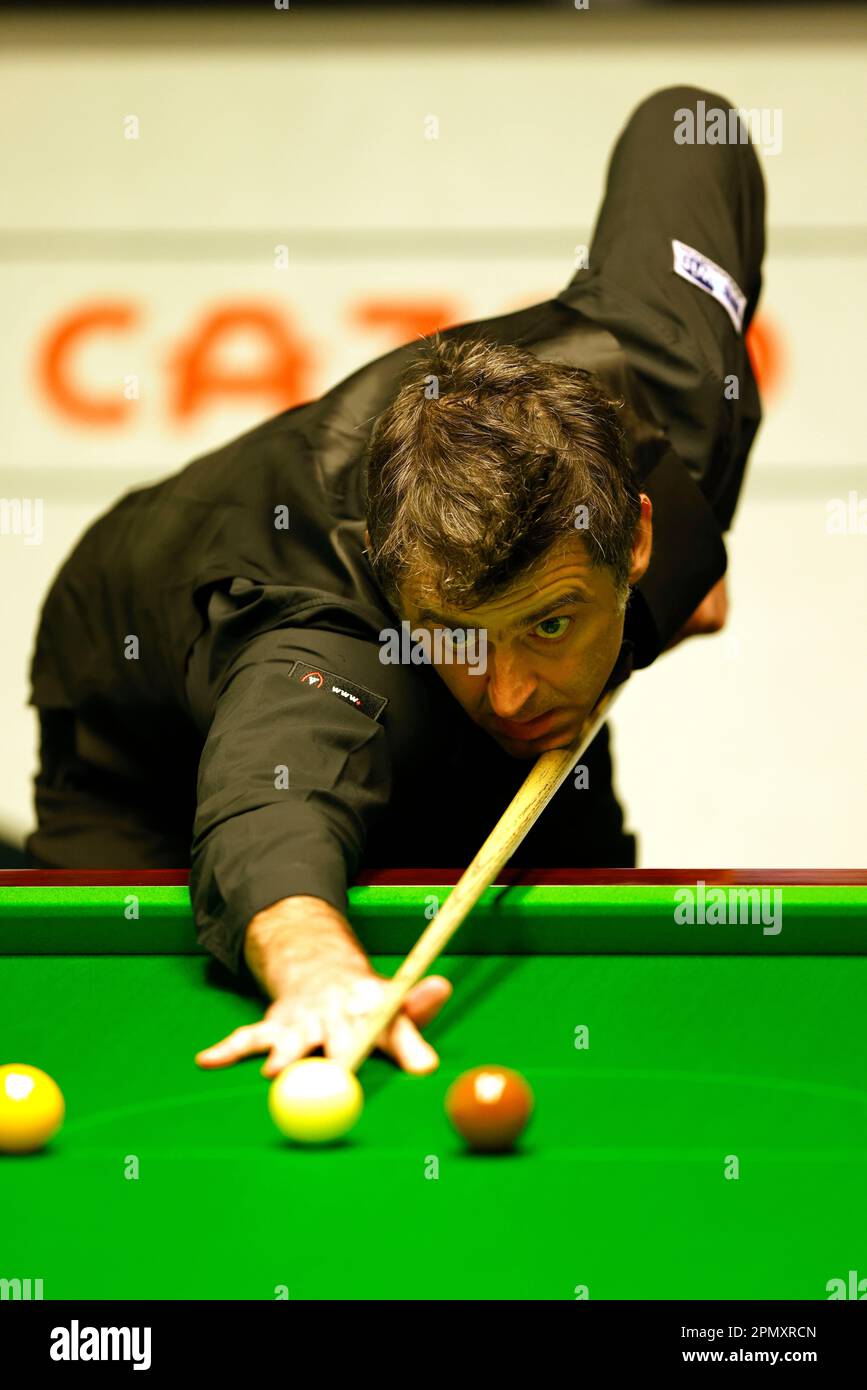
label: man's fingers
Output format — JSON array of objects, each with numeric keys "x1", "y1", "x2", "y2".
[
  {"x1": 342, "y1": 977, "x2": 387, "y2": 1018},
  {"x1": 197, "y1": 975, "x2": 452, "y2": 1076},
  {"x1": 341, "y1": 975, "x2": 451, "y2": 1069},
  {"x1": 195, "y1": 1022, "x2": 279, "y2": 1069},
  {"x1": 386, "y1": 976, "x2": 451, "y2": 1072},
  {"x1": 402, "y1": 975, "x2": 452, "y2": 1030},
  {"x1": 322, "y1": 1013, "x2": 361, "y2": 1066},
  {"x1": 260, "y1": 1024, "x2": 316, "y2": 1079},
  {"x1": 380, "y1": 1012, "x2": 440, "y2": 1075},
  {"x1": 197, "y1": 1018, "x2": 321, "y2": 1076}
]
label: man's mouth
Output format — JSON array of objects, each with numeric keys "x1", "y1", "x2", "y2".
[{"x1": 489, "y1": 709, "x2": 564, "y2": 741}]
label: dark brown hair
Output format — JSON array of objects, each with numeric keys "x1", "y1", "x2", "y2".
[{"x1": 364, "y1": 334, "x2": 641, "y2": 610}]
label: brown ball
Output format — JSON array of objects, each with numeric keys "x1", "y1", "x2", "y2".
[{"x1": 445, "y1": 1065, "x2": 533, "y2": 1151}]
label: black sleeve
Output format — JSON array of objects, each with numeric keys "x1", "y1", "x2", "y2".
[
  {"x1": 558, "y1": 85, "x2": 764, "y2": 534},
  {"x1": 186, "y1": 615, "x2": 406, "y2": 974},
  {"x1": 627, "y1": 444, "x2": 729, "y2": 666}
]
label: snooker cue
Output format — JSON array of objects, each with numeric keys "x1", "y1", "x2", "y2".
[{"x1": 339, "y1": 685, "x2": 622, "y2": 1072}]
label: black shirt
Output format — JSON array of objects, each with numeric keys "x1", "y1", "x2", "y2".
[{"x1": 29, "y1": 298, "x2": 737, "y2": 971}]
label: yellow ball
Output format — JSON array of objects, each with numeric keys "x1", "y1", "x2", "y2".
[
  {"x1": 0, "y1": 1063, "x2": 65, "y2": 1154},
  {"x1": 268, "y1": 1059, "x2": 363, "y2": 1144}
]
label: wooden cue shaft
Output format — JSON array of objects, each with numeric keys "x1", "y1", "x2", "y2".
[{"x1": 340, "y1": 685, "x2": 621, "y2": 1073}]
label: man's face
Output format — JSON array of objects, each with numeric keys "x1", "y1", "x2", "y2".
[{"x1": 398, "y1": 504, "x2": 651, "y2": 759}]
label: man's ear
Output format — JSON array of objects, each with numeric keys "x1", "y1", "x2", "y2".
[{"x1": 627, "y1": 493, "x2": 653, "y2": 585}]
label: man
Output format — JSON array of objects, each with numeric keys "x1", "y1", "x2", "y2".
[{"x1": 25, "y1": 87, "x2": 764, "y2": 1077}]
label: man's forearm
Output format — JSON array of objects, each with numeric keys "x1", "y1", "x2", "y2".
[{"x1": 243, "y1": 895, "x2": 370, "y2": 1000}]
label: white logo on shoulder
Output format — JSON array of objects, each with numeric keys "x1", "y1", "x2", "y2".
[
  {"x1": 331, "y1": 683, "x2": 361, "y2": 706},
  {"x1": 672, "y1": 239, "x2": 747, "y2": 334}
]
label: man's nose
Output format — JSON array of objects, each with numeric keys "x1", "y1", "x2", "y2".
[{"x1": 485, "y1": 653, "x2": 537, "y2": 720}]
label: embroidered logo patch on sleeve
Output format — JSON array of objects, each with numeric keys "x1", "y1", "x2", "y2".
[
  {"x1": 287, "y1": 661, "x2": 388, "y2": 721},
  {"x1": 672, "y1": 239, "x2": 747, "y2": 334}
]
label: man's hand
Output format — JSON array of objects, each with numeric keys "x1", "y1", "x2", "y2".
[
  {"x1": 195, "y1": 895, "x2": 452, "y2": 1076},
  {"x1": 663, "y1": 576, "x2": 728, "y2": 651}
]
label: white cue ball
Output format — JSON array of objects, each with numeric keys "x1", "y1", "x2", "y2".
[{"x1": 268, "y1": 1058, "x2": 363, "y2": 1144}]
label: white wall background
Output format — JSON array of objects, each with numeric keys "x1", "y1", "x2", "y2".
[{"x1": 1, "y1": 7, "x2": 865, "y2": 865}]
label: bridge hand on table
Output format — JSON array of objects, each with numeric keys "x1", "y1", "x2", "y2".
[{"x1": 195, "y1": 970, "x2": 452, "y2": 1077}]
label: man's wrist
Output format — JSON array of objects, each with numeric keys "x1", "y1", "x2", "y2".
[{"x1": 243, "y1": 895, "x2": 367, "y2": 996}]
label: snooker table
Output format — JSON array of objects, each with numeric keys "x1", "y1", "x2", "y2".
[{"x1": 1, "y1": 867, "x2": 865, "y2": 1302}]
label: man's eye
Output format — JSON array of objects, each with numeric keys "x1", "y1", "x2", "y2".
[{"x1": 533, "y1": 616, "x2": 571, "y2": 640}]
